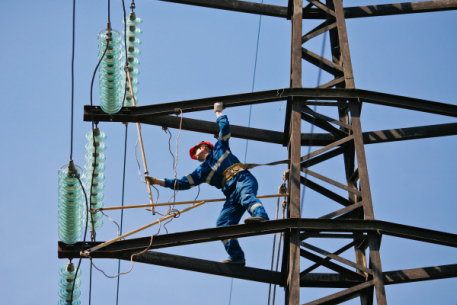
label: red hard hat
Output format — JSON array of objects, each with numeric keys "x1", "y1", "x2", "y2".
[{"x1": 189, "y1": 141, "x2": 214, "y2": 160}]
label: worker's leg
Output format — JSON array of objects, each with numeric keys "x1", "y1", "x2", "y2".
[
  {"x1": 216, "y1": 192, "x2": 246, "y2": 260},
  {"x1": 237, "y1": 173, "x2": 269, "y2": 220}
]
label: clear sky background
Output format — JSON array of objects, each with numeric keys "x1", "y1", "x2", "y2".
[{"x1": 1, "y1": 0, "x2": 456, "y2": 304}]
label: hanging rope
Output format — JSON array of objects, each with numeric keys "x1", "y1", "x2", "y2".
[
  {"x1": 271, "y1": 199, "x2": 286, "y2": 305},
  {"x1": 92, "y1": 220, "x2": 162, "y2": 279},
  {"x1": 268, "y1": 178, "x2": 287, "y2": 304},
  {"x1": 98, "y1": 194, "x2": 287, "y2": 211},
  {"x1": 82, "y1": 201, "x2": 206, "y2": 255}
]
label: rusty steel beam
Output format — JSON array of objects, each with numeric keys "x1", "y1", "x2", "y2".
[
  {"x1": 300, "y1": 176, "x2": 354, "y2": 207},
  {"x1": 301, "y1": 111, "x2": 348, "y2": 138},
  {"x1": 84, "y1": 88, "x2": 457, "y2": 120},
  {"x1": 321, "y1": 3, "x2": 370, "y2": 301},
  {"x1": 117, "y1": 250, "x2": 283, "y2": 285},
  {"x1": 301, "y1": 145, "x2": 347, "y2": 169},
  {"x1": 159, "y1": 0, "x2": 288, "y2": 17},
  {"x1": 383, "y1": 264, "x2": 457, "y2": 285},
  {"x1": 143, "y1": 115, "x2": 285, "y2": 144},
  {"x1": 303, "y1": 122, "x2": 457, "y2": 146},
  {"x1": 58, "y1": 219, "x2": 457, "y2": 259},
  {"x1": 300, "y1": 273, "x2": 362, "y2": 288},
  {"x1": 301, "y1": 168, "x2": 361, "y2": 196},
  {"x1": 318, "y1": 201, "x2": 364, "y2": 220},
  {"x1": 303, "y1": 281, "x2": 374, "y2": 305},
  {"x1": 301, "y1": 241, "x2": 374, "y2": 276},
  {"x1": 287, "y1": 1, "x2": 303, "y2": 303},
  {"x1": 302, "y1": 105, "x2": 353, "y2": 130},
  {"x1": 301, "y1": 241, "x2": 357, "y2": 275},
  {"x1": 302, "y1": 48, "x2": 344, "y2": 76},
  {"x1": 86, "y1": 112, "x2": 457, "y2": 147},
  {"x1": 300, "y1": 264, "x2": 457, "y2": 288},
  {"x1": 157, "y1": 0, "x2": 457, "y2": 19},
  {"x1": 300, "y1": 248, "x2": 366, "y2": 280},
  {"x1": 86, "y1": 113, "x2": 457, "y2": 147},
  {"x1": 362, "y1": 122, "x2": 457, "y2": 144},
  {"x1": 333, "y1": 0, "x2": 355, "y2": 89},
  {"x1": 344, "y1": 0, "x2": 457, "y2": 18},
  {"x1": 302, "y1": 20, "x2": 337, "y2": 43},
  {"x1": 303, "y1": 0, "x2": 457, "y2": 19}
]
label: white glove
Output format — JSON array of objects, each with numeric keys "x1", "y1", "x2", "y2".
[
  {"x1": 214, "y1": 102, "x2": 224, "y2": 113},
  {"x1": 146, "y1": 176, "x2": 165, "y2": 186},
  {"x1": 145, "y1": 176, "x2": 157, "y2": 184}
]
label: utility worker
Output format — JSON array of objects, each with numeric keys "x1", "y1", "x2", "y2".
[{"x1": 146, "y1": 102, "x2": 269, "y2": 266}]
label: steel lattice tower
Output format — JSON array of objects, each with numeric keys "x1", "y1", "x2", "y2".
[{"x1": 60, "y1": 1, "x2": 457, "y2": 304}]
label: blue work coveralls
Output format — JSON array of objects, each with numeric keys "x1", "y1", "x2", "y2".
[{"x1": 163, "y1": 115, "x2": 269, "y2": 260}]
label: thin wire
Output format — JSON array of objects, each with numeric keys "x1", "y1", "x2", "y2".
[
  {"x1": 134, "y1": 138, "x2": 146, "y2": 182},
  {"x1": 116, "y1": 124, "x2": 128, "y2": 305},
  {"x1": 92, "y1": 221, "x2": 162, "y2": 279},
  {"x1": 228, "y1": 280, "x2": 234, "y2": 305},
  {"x1": 116, "y1": 2, "x2": 129, "y2": 302},
  {"x1": 243, "y1": 3, "x2": 263, "y2": 163},
  {"x1": 300, "y1": 31, "x2": 327, "y2": 217},
  {"x1": 69, "y1": 257, "x2": 83, "y2": 305},
  {"x1": 164, "y1": 110, "x2": 184, "y2": 232},
  {"x1": 194, "y1": 185, "x2": 201, "y2": 201},
  {"x1": 101, "y1": 210, "x2": 122, "y2": 236},
  {"x1": 271, "y1": 203, "x2": 286, "y2": 305},
  {"x1": 89, "y1": 263, "x2": 93, "y2": 305},
  {"x1": 70, "y1": 0, "x2": 76, "y2": 160},
  {"x1": 171, "y1": 109, "x2": 184, "y2": 201},
  {"x1": 231, "y1": 4, "x2": 264, "y2": 304},
  {"x1": 82, "y1": 18, "x2": 111, "y2": 304},
  {"x1": 267, "y1": 196, "x2": 281, "y2": 304}
]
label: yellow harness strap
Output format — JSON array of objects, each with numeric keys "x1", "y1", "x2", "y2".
[{"x1": 221, "y1": 163, "x2": 245, "y2": 186}]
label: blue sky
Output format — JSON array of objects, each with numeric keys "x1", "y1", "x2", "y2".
[{"x1": 1, "y1": 0, "x2": 456, "y2": 304}]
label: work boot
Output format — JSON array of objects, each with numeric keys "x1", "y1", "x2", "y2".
[
  {"x1": 220, "y1": 258, "x2": 246, "y2": 266},
  {"x1": 244, "y1": 216, "x2": 268, "y2": 224}
]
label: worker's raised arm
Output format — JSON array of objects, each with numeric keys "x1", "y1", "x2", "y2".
[
  {"x1": 146, "y1": 163, "x2": 210, "y2": 190},
  {"x1": 214, "y1": 102, "x2": 224, "y2": 118},
  {"x1": 214, "y1": 102, "x2": 231, "y2": 147}
]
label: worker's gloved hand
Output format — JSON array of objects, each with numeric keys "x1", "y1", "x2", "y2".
[
  {"x1": 145, "y1": 175, "x2": 158, "y2": 185},
  {"x1": 214, "y1": 102, "x2": 224, "y2": 113}
]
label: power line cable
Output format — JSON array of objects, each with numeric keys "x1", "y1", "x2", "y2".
[
  {"x1": 80, "y1": 4, "x2": 113, "y2": 303},
  {"x1": 229, "y1": 5, "x2": 264, "y2": 305},
  {"x1": 66, "y1": 1, "x2": 84, "y2": 303},
  {"x1": 70, "y1": 0, "x2": 76, "y2": 160},
  {"x1": 243, "y1": 3, "x2": 263, "y2": 163},
  {"x1": 89, "y1": 264, "x2": 93, "y2": 305},
  {"x1": 116, "y1": 124, "x2": 129, "y2": 305}
]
